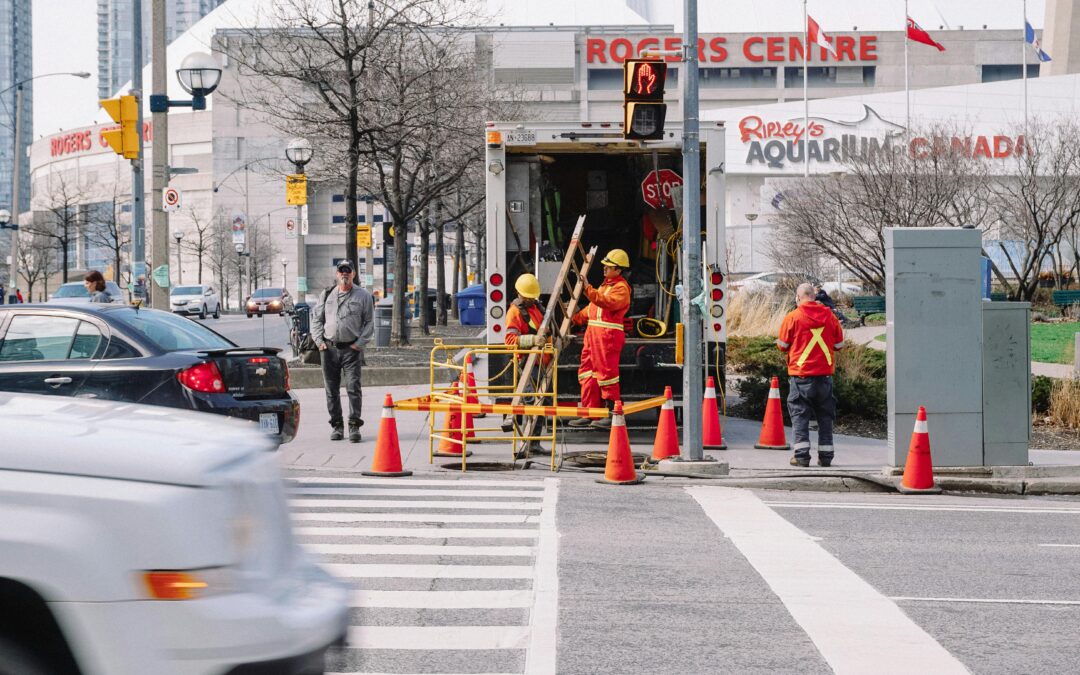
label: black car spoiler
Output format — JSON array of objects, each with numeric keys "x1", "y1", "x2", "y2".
[{"x1": 197, "y1": 347, "x2": 283, "y2": 357}]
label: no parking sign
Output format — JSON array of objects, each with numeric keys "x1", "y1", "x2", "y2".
[{"x1": 163, "y1": 187, "x2": 182, "y2": 212}]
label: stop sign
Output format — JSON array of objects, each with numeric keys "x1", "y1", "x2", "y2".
[{"x1": 641, "y1": 169, "x2": 683, "y2": 209}]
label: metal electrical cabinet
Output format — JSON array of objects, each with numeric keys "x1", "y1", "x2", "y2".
[{"x1": 982, "y1": 302, "x2": 1031, "y2": 465}]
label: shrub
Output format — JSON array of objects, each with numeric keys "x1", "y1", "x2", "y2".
[
  {"x1": 1032, "y1": 375, "x2": 1055, "y2": 414},
  {"x1": 1049, "y1": 378, "x2": 1080, "y2": 430},
  {"x1": 726, "y1": 292, "x2": 791, "y2": 337},
  {"x1": 863, "y1": 312, "x2": 886, "y2": 326}
]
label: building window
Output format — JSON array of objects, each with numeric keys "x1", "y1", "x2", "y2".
[
  {"x1": 981, "y1": 64, "x2": 1040, "y2": 83},
  {"x1": 332, "y1": 194, "x2": 345, "y2": 202},
  {"x1": 699, "y1": 67, "x2": 777, "y2": 89},
  {"x1": 784, "y1": 66, "x2": 875, "y2": 88},
  {"x1": 332, "y1": 215, "x2": 345, "y2": 224}
]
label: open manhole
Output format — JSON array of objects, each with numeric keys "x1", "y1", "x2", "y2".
[
  {"x1": 560, "y1": 451, "x2": 649, "y2": 468},
  {"x1": 438, "y1": 461, "x2": 519, "y2": 472}
]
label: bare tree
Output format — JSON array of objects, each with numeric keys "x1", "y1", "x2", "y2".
[
  {"x1": 84, "y1": 187, "x2": 131, "y2": 284},
  {"x1": 17, "y1": 231, "x2": 58, "y2": 300},
  {"x1": 27, "y1": 174, "x2": 88, "y2": 283},
  {"x1": 180, "y1": 205, "x2": 214, "y2": 284},
  {"x1": 205, "y1": 209, "x2": 240, "y2": 309}
]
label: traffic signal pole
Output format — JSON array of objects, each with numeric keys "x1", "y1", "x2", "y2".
[
  {"x1": 150, "y1": 0, "x2": 169, "y2": 310},
  {"x1": 131, "y1": 0, "x2": 146, "y2": 288}
]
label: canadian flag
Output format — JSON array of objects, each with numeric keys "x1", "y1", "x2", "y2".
[
  {"x1": 907, "y1": 16, "x2": 946, "y2": 52},
  {"x1": 807, "y1": 15, "x2": 838, "y2": 59}
]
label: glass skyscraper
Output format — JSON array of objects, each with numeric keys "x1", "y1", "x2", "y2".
[{"x1": 0, "y1": 0, "x2": 32, "y2": 214}]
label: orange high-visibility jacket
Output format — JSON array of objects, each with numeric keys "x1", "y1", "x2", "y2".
[
  {"x1": 776, "y1": 301, "x2": 845, "y2": 377},
  {"x1": 573, "y1": 275, "x2": 631, "y2": 396},
  {"x1": 504, "y1": 299, "x2": 544, "y2": 348}
]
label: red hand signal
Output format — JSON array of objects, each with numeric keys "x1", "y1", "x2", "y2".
[{"x1": 635, "y1": 63, "x2": 657, "y2": 95}]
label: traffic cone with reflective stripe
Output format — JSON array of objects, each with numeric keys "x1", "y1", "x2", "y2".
[
  {"x1": 597, "y1": 401, "x2": 645, "y2": 485},
  {"x1": 651, "y1": 386, "x2": 680, "y2": 462},
  {"x1": 435, "y1": 381, "x2": 473, "y2": 458},
  {"x1": 755, "y1": 376, "x2": 790, "y2": 450},
  {"x1": 898, "y1": 406, "x2": 941, "y2": 494},
  {"x1": 702, "y1": 376, "x2": 727, "y2": 450},
  {"x1": 465, "y1": 354, "x2": 484, "y2": 418},
  {"x1": 362, "y1": 393, "x2": 412, "y2": 477}
]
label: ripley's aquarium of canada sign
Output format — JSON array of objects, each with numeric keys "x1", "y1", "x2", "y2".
[{"x1": 738, "y1": 105, "x2": 1027, "y2": 171}]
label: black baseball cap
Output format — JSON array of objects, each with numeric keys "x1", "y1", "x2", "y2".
[{"x1": 336, "y1": 260, "x2": 354, "y2": 272}]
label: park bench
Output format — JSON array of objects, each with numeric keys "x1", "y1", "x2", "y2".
[
  {"x1": 1051, "y1": 289, "x2": 1080, "y2": 312},
  {"x1": 852, "y1": 295, "x2": 886, "y2": 325},
  {"x1": 989, "y1": 292, "x2": 1007, "y2": 301}
]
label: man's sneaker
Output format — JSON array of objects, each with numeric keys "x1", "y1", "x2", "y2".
[
  {"x1": 330, "y1": 427, "x2": 344, "y2": 441},
  {"x1": 790, "y1": 455, "x2": 810, "y2": 467},
  {"x1": 817, "y1": 456, "x2": 833, "y2": 467},
  {"x1": 567, "y1": 417, "x2": 592, "y2": 428}
]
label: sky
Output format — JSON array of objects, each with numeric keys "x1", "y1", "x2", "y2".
[{"x1": 33, "y1": 0, "x2": 1049, "y2": 139}]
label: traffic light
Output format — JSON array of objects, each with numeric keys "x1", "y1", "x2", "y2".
[
  {"x1": 623, "y1": 59, "x2": 667, "y2": 141},
  {"x1": 100, "y1": 95, "x2": 140, "y2": 160}
]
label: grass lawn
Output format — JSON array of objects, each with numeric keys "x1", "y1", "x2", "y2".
[{"x1": 1031, "y1": 322, "x2": 1080, "y2": 364}]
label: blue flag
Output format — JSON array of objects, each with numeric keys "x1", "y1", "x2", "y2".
[{"x1": 1025, "y1": 21, "x2": 1052, "y2": 62}]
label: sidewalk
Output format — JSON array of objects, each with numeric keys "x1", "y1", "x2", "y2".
[{"x1": 279, "y1": 384, "x2": 1080, "y2": 494}]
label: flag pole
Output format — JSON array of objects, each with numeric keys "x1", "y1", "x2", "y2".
[
  {"x1": 904, "y1": 0, "x2": 910, "y2": 133},
  {"x1": 1022, "y1": 0, "x2": 1028, "y2": 134},
  {"x1": 803, "y1": 0, "x2": 809, "y2": 177}
]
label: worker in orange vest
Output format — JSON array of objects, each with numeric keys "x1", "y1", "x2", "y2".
[
  {"x1": 776, "y1": 282, "x2": 845, "y2": 468},
  {"x1": 569, "y1": 249, "x2": 631, "y2": 429},
  {"x1": 505, "y1": 273, "x2": 544, "y2": 353}
]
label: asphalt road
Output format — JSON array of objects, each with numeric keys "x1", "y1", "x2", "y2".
[
  {"x1": 280, "y1": 470, "x2": 1080, "y2": 674},
  {"x1": 199, "y1": 311, "x2": 293, "y2": 354}
]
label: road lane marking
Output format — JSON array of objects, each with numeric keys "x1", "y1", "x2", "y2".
[
  {"x1": 304, "y1": 543, "x2": 534, "y2": 556},
  {"x1": 290, "y1": 512, "x2": 540, "y2": 524},
  {"x1": 321, "y1": 563, "x2": 534, "y2": 579},
  {"x1": 345, "y1": 625, "x2": 529, "y2": 650},
  {"x1": 526, "y1": 477, "x2": 559, "y2": 675},
  {"x1": 892, "y1": 596, "x2": 1080, "y2": 606},
  {"x1": 290, "y1": 487, "x2": 545, "y2": 498},
  {"x1": 1040, "y1": 543, "x2": 1080, "y2": 548},
  {"x1": 287, "y1": 477, "x2": 544, "y2": 488},
  {"x1": 350, "y1": 589, "x2": 533, "y2": 608},
  {"x1": 294, "y1": 526, "x2": 538, "y2": 538},
  {"x1": 764, "y1": 501, "x2": 1080, "y2": 514},
  {"x1": 690, "y1": 487, "x2": 969, "y2": 674},
  {"x1": 290, "y1": 499, "x2": 541, "y2": 510}
]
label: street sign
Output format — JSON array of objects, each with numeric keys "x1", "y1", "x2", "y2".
[
  {"x1": 356, "y1": 224, "x2": 372, "y2": 248},
  {"x1": 300, "y1": 205, "x2": 309, "y2": 235},
  {"x1": 641, "y1": 168, "x2": 683, "y2": 209},
  {"x1": 231, "y1": 213, "x2": 246, "y2": 245},
  {"x1": 152, "y1": 264, "x2": 170, "y2": 289},
  {"x1": 286, "y1": 174, "x2": 307, "y2": 205},
  {"x1": 162, "y1": 186, "x2": 182, "y2": 212},
  {"x1": 285, "y1": 218, "x2": 297, "y2": 240}
]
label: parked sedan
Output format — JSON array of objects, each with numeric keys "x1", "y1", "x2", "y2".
[
  {"x1": 246, "y1": 287, "x2": 295, "y2": 317},
  {"x1": 48, "y1": 280, "x2": 125, "y2": 304},
  {"x1": 728, "y1": 271, "x2": 861, "y2": 296},
  {"x1": 0, "y1": 304, "x2": 299, "y2": 443},
  {"x1": 170, "y1": 283, "x2": 221, "y2": 319}
]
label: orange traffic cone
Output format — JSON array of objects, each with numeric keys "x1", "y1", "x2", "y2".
[
  {"x1": 362, "y1": 393, "x2": 413, "y2": 477},
  {"x1": 465, "y1": 354, "x2": 484, "y2": 418},
  {"x1": 435, "y1": 381, "x2": 474, "y2": 458},
  {"x1": 755, "y1": 376, "x2": 790, "y2": 450},
  {"x1": 899, "y1": 406, "x2": 941, "y2": 494},
  {"x1": 702, "y1": 376, "x2": 727, "y2": 450},
  {"x1": 597, "y1": 401, "x2": 645, "y2": 485},
  {"x1": 651, "y1": 386, "x2": 680, "y2": 462}
]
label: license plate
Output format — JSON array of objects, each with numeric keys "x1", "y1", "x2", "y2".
[
  {"x1": 259, "y1": 413, "x2": 280, "y2": 435},
  {"x1": 504, "y1": 130, "x2": 536, "y2": 146}
]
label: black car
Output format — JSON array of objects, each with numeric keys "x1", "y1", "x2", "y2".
[{"x1": 0, "y1": 304, "x2": 299, "y2": 443}]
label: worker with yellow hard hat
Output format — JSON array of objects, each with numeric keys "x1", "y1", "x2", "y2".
[
  {"x1": 569, "y1": 248, "x2": 632, "y2": 429},
  {"x1": 505, "y1": 273, "x2": 544, "y2": 353}
]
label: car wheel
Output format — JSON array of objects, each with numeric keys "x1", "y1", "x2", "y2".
[
  {"x1": 247, "y1": 313, "x2": 253, "y2": 318},
  {"x1": 213, "y1": 305, "x2": 220, "y2": 319},
  {"x1": 0, "y1": 637, "x2": 51, "y2": 675},
  {"x1": 199, "y1": 305, "x2": 207, "y2": 320}
]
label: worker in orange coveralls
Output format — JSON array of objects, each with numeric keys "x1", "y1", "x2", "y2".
[
  {"x1": 505, "y1": 273, "x2": 544, "y2": 353},
  {"x1": 568, "y1": 249, "x2": 631, "y2": 430}
]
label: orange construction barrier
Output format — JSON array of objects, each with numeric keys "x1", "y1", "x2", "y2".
[
  {"x1": 702, "y1": 376, "x2": 727, "y2": 450},
  {"x1": 651, "y1": 386, "x2": 680, "y2": 462},
  {"x1": 899, "y1": 406, "x2": 941, "y2": 494},
  {"x1": 464, "y1": 353, "x2": 483, "y2": 417},
  {"x1": 597, "y1": 401, "x2": 645, "y2": 485},
  {"x1": 362, "y1": 393, "x2": 413, "y2": 477},
  {"x1": 755, "y1": 376, "x2": 790, "y2": 450},
  {"x1": 435, "y1": 381, "x2": 474, "y2": 458}
]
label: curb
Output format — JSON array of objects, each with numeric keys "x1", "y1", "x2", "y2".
[{"x1": 289, "y1": 366, "x2": 455, "y2": 389}]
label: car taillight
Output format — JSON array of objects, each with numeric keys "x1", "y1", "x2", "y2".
[
  {"x1": 284, "y1": 363, "x2": 291, "y2": 391},
  {"x1": 249, "y1": 357, "x2": 270, "y2": 364},
  {"x1": 177, "y1": 362, "x2": 225, "y2": 393}
]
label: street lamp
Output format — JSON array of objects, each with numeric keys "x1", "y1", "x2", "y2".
[
  {"x1": 150, "y1": 52, "x2": 221, "y2": 112},
  {"x1": 173, "y1": 231, "x2": 184, "y2": 285},
  {"x1": 281, "y1": 257, "x2": 288, "y2": 288},
  {"x1": 285, "y1": 138, "x2": 314, "y2": 301},
  {"x1": 745, "y1": 213, "x2": 759, "y2": 272}
]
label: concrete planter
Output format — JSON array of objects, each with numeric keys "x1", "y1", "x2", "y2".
[{"x1": 289, "y1": 365, "x2": 455, "y2": 389}]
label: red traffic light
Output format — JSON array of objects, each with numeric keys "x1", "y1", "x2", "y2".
[{"x1": 624, "y1": 60, "x2": 667, "y2": 100}]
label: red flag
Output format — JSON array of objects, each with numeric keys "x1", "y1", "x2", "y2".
[
  {"x1": 807, "y1": 15, "x2": 838, "y2": 59},
  {"x1": 907, "y1": 17, "x2": 945, "y2": 52}
]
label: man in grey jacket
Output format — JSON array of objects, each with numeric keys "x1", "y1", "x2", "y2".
[{"x1": 310, "y1": 260, "x2": 375, "y2": 442}]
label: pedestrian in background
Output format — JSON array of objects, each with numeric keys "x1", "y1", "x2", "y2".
[
  {"x1": 84, "y1": 270, "x2": 113, "y2": 303},
  {"x1": 0, "y1": 282, "x2": 6, "y2": 304},
  {"x1": 15, "y1": 288, "x2": 24, "y2": 303},
  {"x1": 777, "y1": 282, "x2": 845, "y2": 467},
  {"x1": 310, "y1": 260, "x2": 374, "y2": 443},
  {"x1": 813, "y1": 284, "x2": 851, "y2": 326}
]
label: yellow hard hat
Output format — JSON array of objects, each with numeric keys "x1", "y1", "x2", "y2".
[
  {"x1": 602, "y1": 249, "x2": 630, "y2": 269},
  {"x1": 514, "y1": 273, "x2": 541, "y2": 299}
]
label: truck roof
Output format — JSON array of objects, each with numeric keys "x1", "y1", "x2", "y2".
[{"x1": 485, "y1": 120, "x2": 726, "y2": 152}]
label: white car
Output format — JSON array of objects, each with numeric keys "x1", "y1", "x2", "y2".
[
  {"x1": 728, "y1": 271, "x2": 861, "y2": 296},
  {"x1": 0, "y1": 393, "x2": 349, "y2": 674},
  {"x1": 170, "y1": 284, "x2": 221, "y2": 319},
  {"x1": 48, "y1": 280, "x2": 125, "y2": 304}
]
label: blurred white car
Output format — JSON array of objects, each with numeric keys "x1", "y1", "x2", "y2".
[
  {"x1": 47, "y1": 280, "x2": 125, "y2": 304},
  {"x1": 0, "y1": 393, "x2": 348, "y2": 674},
  {"x1": 170, "y1": 283, "x2": 221, "y2": 319},
  {"x1": 728, "y1": 271, "x2": 860, "y2": 296}
]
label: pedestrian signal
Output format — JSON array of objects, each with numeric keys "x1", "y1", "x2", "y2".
[
  {"x1": 100, "y1": 95, "x2": 140, "y2": 160},
  {"x1": 623, "y1": 59, "x2": 667, "y2": 141}
]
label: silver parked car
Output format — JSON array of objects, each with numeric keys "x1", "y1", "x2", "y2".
[
  {"x1": 170, "y1": 284, "x2": 221, "y2": 319},
  {"x1": 47, "y1": 280, "x2": 125, "y2": 304}
]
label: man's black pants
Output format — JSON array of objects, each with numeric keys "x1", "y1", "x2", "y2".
[
  {"x1": 787, "y1": 375, "x2": 836, "y2": 461},
  {"x1": 322, "y1": 343, "x2": 363, "y2": 429}
]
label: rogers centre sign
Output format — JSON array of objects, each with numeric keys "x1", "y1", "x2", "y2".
[
  {"x1": 586, "y1": 35, "x2": 878, "y2": 64},
  {"x1": 49, "y1": 122, "x2": 153, "y2": 158}
]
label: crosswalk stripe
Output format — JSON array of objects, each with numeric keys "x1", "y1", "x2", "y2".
[
  {"x1": 764, "y1": 501, "x2": 1080, "y2": 514},
  {"x1": 290, "y1": 512, "x2": 541, "y2": 524},
  {"x1": 288, "y1": 477, "x2": 543, "y2": 489},
  {"x1": 344, "y1": 625, "x2": 530, "y2": 650},
  {"x1": 290, "y1": 487, "x2": 545, "y2": 498},
  {"x1": 304, "y1": 543, "x2": 534, "y2": 556},
  {"x1": 291, "y1": 499, "x2": 541, "y2": 510},
  {"x1": 295, "y1": 526, "x2": 538, "y2": 539},
  {"x1": 350, "y1": 589, "x2": 533, "y2": 608},
  {"x1": 321, "y1": 563, "x2": 535, "y2": 579}
]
